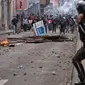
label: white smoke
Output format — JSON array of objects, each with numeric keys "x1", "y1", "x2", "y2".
[
  {"x1": 44, "y1": 0, "x2": 78, "y2": 16},
  {"x1": 58, "y1": 0, "x2": 78, "y2": 15}
]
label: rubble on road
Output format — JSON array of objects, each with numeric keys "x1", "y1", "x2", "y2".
[
  {"x1": 7, "y1": 35, "x2": 73, "y2": 45},
  {"x1": 0, "y1": 34, "x2": 74, "y2": 47},
  {"x1": 52, "y1": 71, "x2": 56, "y2": 75},
  {"x1": 13, "y1": 73, "x2": 17, "y2": 76}
]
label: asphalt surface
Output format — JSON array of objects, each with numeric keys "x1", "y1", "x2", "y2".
[{"x1": 0, "y1": 32, "x2": 76, "y2": 85}]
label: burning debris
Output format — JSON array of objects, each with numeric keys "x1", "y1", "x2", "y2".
[{"x1": 0, "y1": 40, "x2": 9, "y2": 47}]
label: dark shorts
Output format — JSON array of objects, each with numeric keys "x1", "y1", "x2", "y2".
[{"x1": 73, "y1": 46, "x2": 85, "y2": 62}]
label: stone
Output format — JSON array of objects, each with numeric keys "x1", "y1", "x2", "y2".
[
  {"x1": 52, "y1": 71, "x2": 56, "y2": 75},
  {"x1": 31, "y1": 61, "x2": 34, "y2": 63},
  {"x1": 39, "y1": 66, "x2": 43, "y2": 69},
  {"x1": 17, "y1": 65, "x2": 23, "y2": 69},
  {"x1": 13, "y1": 73, "x2": 17, "y2": 76},
  {"x1": 24, "y1": 73, "x2": 27, "y2": 75},
  {"x1": 52, "y1": 51, "x2": 55, "y2": 53},
  {"x1": 57, "y1": 56, "x2": 60, "y2": 58}
]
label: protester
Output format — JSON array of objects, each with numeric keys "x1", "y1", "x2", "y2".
[
  {"x1": 12, "y1": 16, "x2": 18, "y2": 33},
  {"x1": 52, "y1": 18, "x2": 57, "y2": 33},
  {"x1": 23, "y1": 18, "x2": 28, "y2": 31}
]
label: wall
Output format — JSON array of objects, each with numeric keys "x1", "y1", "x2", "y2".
[
  {"x1": 0, "y1": 0, "x2": 16, "y2": 30},
  {"x1": 40, "y1": 0, "x2": 50, "y2": 5},
  {"x1": 0, "y1": 0, "x2": 2, "y2": 26},
  {"x1": 16, "y1": 0, "x2": 28, "y2": 10},
  {"x1": 40, "y1": 0, "x2": 46, "y2": 5},
  {"x1": 11, "y1": 0, "x2": 16, "y2": 20},
  {"x1": 27, "y1": 3, "x2": 40, "y2": 15}
]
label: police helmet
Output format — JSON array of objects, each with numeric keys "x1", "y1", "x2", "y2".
[
  {"x1": 77, "y1": 0, "x2": 85, "y2": 6},
  {"x1": 77, "y1": 0, "x2": 85, "y2": 13}
]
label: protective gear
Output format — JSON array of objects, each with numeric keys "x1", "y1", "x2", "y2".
[
  {"x1": 72, "y1": 0, "x2": 85, "y2": 83},
  {"x1": 77, "y1": 0, "x2": 85, "y2": 14},
  {"x1": 76, "y1": 0, "x2": 85, "y2": 44}
]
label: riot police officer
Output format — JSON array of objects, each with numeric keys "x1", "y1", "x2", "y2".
[{"x1": 72, "y1": 0, "x2": 85, "y2": 84}]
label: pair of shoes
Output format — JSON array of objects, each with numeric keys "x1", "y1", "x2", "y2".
[{"x1": 74, "y1": 82, "x2": 85, "y2": 85}]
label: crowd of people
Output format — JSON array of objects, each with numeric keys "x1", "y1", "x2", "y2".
[{"x1": 11, "y1": 12, "x2": 77, "y2": 34}]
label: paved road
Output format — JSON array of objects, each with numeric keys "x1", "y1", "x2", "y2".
[
  {"x1": 0, "y1": 33, "x2": 75, "y2": 85},
  {"x1": 0, "y1": 28, "x2": 77, "y2": 85}
]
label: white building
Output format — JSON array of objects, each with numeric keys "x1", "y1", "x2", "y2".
[{"x1": 26, "y1": 0, "x2": 41, "y2": 15}]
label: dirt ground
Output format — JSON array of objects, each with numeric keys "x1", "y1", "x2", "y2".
[{"x1": 0, "y1": 34, "x2": 76, "y2": 85}]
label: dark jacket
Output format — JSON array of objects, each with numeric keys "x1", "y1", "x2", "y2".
[{"x1": 12, "y1": 18, "x2": 18, "y2": 26}]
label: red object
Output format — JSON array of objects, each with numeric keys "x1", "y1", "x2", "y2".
[
  {"x1": 0, "y1": 40, "x2": 8, "y2": 47},
  {"x1": 31, "y1": 16, "x2": 35, "y2": 20},
  {"x1": 48, "y1": 20, "x2": 52, "y2": 24}
]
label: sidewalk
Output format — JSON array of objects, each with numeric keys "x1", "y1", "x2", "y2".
[
  {"x1": 8, "y1": 31, "x2": 33, "y2": 38},
  {"x1": 7, "y1": 29, "x2": 60, "y2": 39},
  {"x1": 0, "y1": 30, "x2": 13, "y2": 35},
  {"x1": 72, "y1": 33, "x2": 83, "y2": 85}
]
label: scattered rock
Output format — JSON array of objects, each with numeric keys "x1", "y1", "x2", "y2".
[
  {"x1": 24, "y1": 79, "x2": 27, "y2": 81},
  {"x1": 61, "y1": 52, "x2": 62, "y2": 53},
  {"x1": 59, "y1": 62, "x2": 61, "y2": 63},
  {"x1": 9, "y1": 44, "x2": 15, "y2": 47},
  {"x1": 52, "y1": 51, "x2": 55, "y2": 53},
  {"x1": 24, "y1": 73, "x2": 27, "y2": 75},
  {"x1": 55, "y1": 52, "x2": 57, "y2": 54},
  {"x1": 39, "y1": 66, "x2": 43, "y2": 69},
  {"x1": 31, "y1": 61, "x2": 34, "y2": 63},
  {"x1": 57, "y1": 64, "x2": 59, "y2": 66},
  {"x1": 42, "y1": 58, "x2": 45, "y2": 60},
  {"x1": 31, "y1": 66, "x2": 34, "y2": 68},
  {"x1": 57, "y1": 56, "x2": 60, "y2": 58},
  {"x1": 52, "y1": 71, "x2": 56, "y2": 75},
  {"x1": 17, "y1": 65, "x2": 23, "y2": 69},
  {"x1": 3, "y1": 49, "x2": 6, "y2": 52},
  {"x1": 4, "y1": 49, "x2": 9, "y2": 52},
  {"x1": 18, "y1": 57, "x2": 20, "y2": 59},
  {"x1": 9, "y1": 47, "x2": 12, "y2": 50},
  {"x1": 59, "y1": 66, "x2": 62, "y2": 68},
  {"x1": 34, "y1": 73, "x2": 36, "y2": 75},
  {"x1": 63, "y1": 68, "x2": 66, "y2": 70},
  {"x1": 13, "y1": 73, "x2": 17, "y2": 76}
]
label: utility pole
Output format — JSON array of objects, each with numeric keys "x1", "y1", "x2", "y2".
[
  {"x1": 7, "y1": 0, "x2": 11, "y2": 27},
  {"x1": 1, "y1": 0, "x2": 4, "y2": 26}
]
